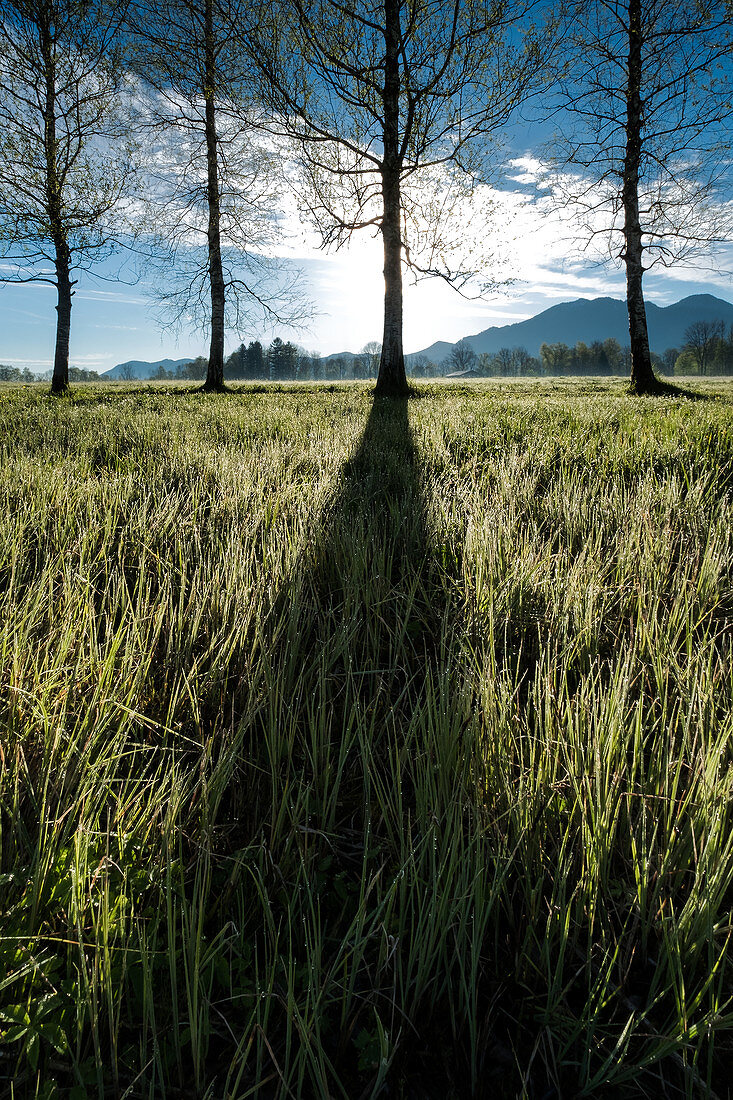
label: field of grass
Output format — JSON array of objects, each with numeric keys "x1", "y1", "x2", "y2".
[{"x1": 1, "y1": 378, "x2": 733, "y2": 1098}]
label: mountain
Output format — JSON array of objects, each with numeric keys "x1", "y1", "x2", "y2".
[
  {"x1": 412, "y1": 294, "x2": 733, "y2": 364},
  {"x1": 322, "y1": 351, "x2": 358, "y2": 363},
  {"x1": 410, "y1": 339, "x2": 454, "y2": 364},
  {"x1": 102, "y1": 357, "x2": 194, "y2": 380}
]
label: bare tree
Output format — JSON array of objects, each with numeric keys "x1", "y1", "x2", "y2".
[
  {"x1": 127, "y1": 0, "x2": 308, "y2": 392},
  {"x1": 661, "y1": 347, "x2": 679, "y2": 375},
  {"x1": 546, "y1": 0, "x2": 732, "y2": 394},
  {"x1": 510, "y1": 346, "x2": 536, "y2": 376},
  {"x1": 492, "y1": 347, "x2": 516, "y2": 376},
  {"x1": 409, "y1": 353, "x2": 430, "y2": 377},
  {"x1": 684, "y1": 318, "x2": 725, "y2": 376},
  {"x1": 360, "y1": 340, "x2": 382, "y2": 378},
  {"x1": 0, "y1": 0, "x2": 135, "y2": 393},
  {"x1": 446, "y1": 339, "x2": 478, "y2": 373},
  {"x1": 241, "y1": 0, "x2": 548, "y2": 396}
]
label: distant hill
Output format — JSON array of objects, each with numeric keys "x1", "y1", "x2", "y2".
[
  {"x1": 322, "y1": 350, "x2": 358, "y2": 363},
  {"x1": 102, "y1": 294, "x2": 733, "y2": 377},
  {"x1": 413, "y1": 294, "x2": 733, "y2": 364},
  {"x1": 102, "y1": 357, "x2": 193, "y2": 380}
]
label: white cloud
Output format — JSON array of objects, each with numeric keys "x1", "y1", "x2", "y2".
[
  {"x1": 2, "y1": 145, "x2": 732, "y2": 364},
  {"x1": 74, "y1": 290, "x2": 149, "y2": 305},
  {"x1": 1, "y1": 357, "x2": 52, "y2": 368}
]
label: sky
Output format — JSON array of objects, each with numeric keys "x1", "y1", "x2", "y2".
[
  {"x1": 2, "y1": 159, "x2": 733, "y2": 373},
  {"x1": 2, "y1": 0, "x2": 733, "y2": 376}
]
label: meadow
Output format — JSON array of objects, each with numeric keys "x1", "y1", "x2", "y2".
[{"x1": 1, "y1": 378, "x2": 732, "y2": 1098}]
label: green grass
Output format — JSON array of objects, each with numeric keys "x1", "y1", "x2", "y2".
[{"x1": 1, "y1": 377, "x2": 732, "y2": 1098}]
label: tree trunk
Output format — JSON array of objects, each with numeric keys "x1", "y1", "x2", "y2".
[
  {"x1": 202, "y1": 0, "x2": 226, "y2": 393},
  {"x1": 623, "y1": 0, "x2": 658, "y2": 395},
  {"x1": 52, "y1": 241, "x2": 72, "y2": 394},
  {"x1": 375, "y1": 0, "x2": 408, "y2": 397},
  {"x1": 41, "y1": 10, "x2": 71, "y2": 395}
]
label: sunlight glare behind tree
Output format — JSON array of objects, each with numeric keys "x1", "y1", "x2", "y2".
[{"x1": 241, "y1": 0, "x2": 549, "y2": 395}]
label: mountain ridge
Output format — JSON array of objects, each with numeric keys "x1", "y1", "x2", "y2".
[
  {"x1": 102, "y1": 357, "x2": 193, "y2": 379},
  {"x1": 102, "y1": 294, "x2": 733, "y2": 377},
  {"x1": 411, "y1": 293, "x2": 733, "y2": 364}
]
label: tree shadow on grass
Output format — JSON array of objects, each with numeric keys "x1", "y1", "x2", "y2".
[
  {"x1": 250, "y1": 393, "x2": 443, "y2": 852},
  {"x1": 225, "y1": 394, "x2": 484, "y2": 1097},
  {"x1": 309, "y1": 393, "x2": 437, "y2": 690},
  {"x1": 632, "y1": 377, "x2": 715, "y2": 400},
  {"x1": 50, "y1": 381, "x2": 374, "y2": 406}
]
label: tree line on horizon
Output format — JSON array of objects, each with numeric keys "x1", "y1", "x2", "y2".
[
  {"x1": 446, "y1": 322, "x2": 733, "y2": 378},
  {"x1": 138, "y1": 319, "x2": 733, "y2": 381},
  {"x1": 6, "y1": 316, "x2": 731, "y2": 385},
  {"x1": 0, "y1": 0, "x2": 731, "y2": 397}
]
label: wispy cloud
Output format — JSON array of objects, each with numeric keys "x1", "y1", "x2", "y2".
[
  {"x1": 75, "y1": 290, "x2": 149, "y2": 306},
  {"x1": 91, "y1": 323, "x2": 140, "y2": 331},
  {"x1": 1, "y1": 357, "x2": 52, "y2": 368},
  {"x1": 2, "y1": 148, "x2": 732, "y2": 362},
  {"x1": 0, "y1": 304, "x2": 51, "y2": 322}
]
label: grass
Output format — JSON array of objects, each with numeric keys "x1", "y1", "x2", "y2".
[{"x1": 1, "y1": 377, "x2": 732, "y2": 1098}]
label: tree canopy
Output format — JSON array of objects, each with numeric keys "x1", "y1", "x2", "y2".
[{"x1": 241, "y1": 0, "x2": 548, "y2": 393}]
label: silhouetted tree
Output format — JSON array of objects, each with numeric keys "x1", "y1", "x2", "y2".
[
  {"x1": 246, "y1": 340, "x2": 265, "y2": 378},
  {"x1": 549, "y1": 0, "x2": 731, "y2": 393},
  {"x1": 603, "y1": 338, "x2": 624, "y2": 374},
  {"x1": 409, "y1": 354, "x2": 429, "y2": 378},
  {"x1": 267, "y1": 337, "x2": 298, "y2": 380},
  {"x1": 684, "y1": 319, "x2": 725, "y2": 376},
  {"x1": 360, "y1": 341, "x2": 382, "y2": 379},
  {"x1": 0, "y1": 364, "x2": 36, "y2": 382},
  {"x1": 446, "y1": 339, "x2": 478, "y2": 373},
  {"x1": 0, "y1": 0, "x2": 135, "y2": 393},
  {"x1": 243, "y1": 0, "x2": 549, "y2": 395},
  {"x1": 325, "y1": 355, "x2": 353, "y2": 381},
  {"x1": 511, "y1": 347, "x2": 538, "y2": 376},
  {"x1": 540, "y1": 343, "x2": 569, "y2": 375},
  {"x1": 352, "y1": 355, "x2": 367, "y2": 380},
  {"x1": 225, "y1": 342, "x2": 245, "y2": 378},
  {"x1": 492, "y1": 348, "x2": 516, "y2": 376},
  {"x1": 68, "y1": 367, "x2": 101, "y2": 382},
  {"x1": 179, "y1": 356, "x2": 209, "y2": 380},
  {"x1": 127, "y1": 0, "x2": 307, "y2": 392},
  {"x1": 661, "y1": 347, "x2": 679, "y2": 375}
]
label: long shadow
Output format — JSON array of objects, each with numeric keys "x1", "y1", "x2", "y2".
[
  {"x1": 256, "y1": 393, "x2": 443, "y2": 827},
  {"x1": 309, "y1": 394, "x2": 437, "y2": 686},
  {"x1": 233, "y1": 391, "x2": 441, "y2": 825},
  {"x1": 232, "y1": 394, "x2": 461, "y2": 1095},
  {"x1": 48, "y1": 381, "x2": 371, "y2": 406}
]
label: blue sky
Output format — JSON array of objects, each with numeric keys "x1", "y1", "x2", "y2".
[
  {"x1": 2, "y1": 165, "x2": 733, "y2": 372},
  {"x1": 2, "y1": 0, "x2": 733, "y2": 375}
]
